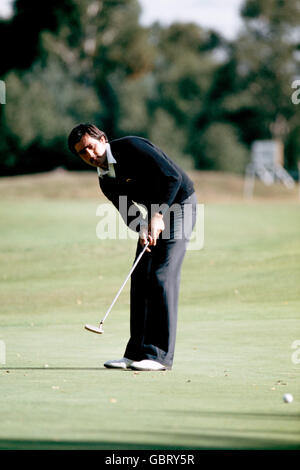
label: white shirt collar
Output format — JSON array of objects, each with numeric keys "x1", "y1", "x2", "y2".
[
  {"x1": 106, "y1": 143, "x2": 117, "y2": 164},
  {"x1": 97, "y1": 143, "x2": 116, "y2": 178}
]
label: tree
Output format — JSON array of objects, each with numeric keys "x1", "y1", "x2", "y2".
[
  {"x1": 0, "y1": 0, "x2": 157, "y2": 174},
  {"x1": 227, "y1": 0, "x2": 300, "y2": 168},
  {"x1": 1, "y1": 0, "x2": 299, "y2": 176}
]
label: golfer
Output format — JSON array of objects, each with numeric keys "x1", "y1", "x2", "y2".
[{"x1": 68, "y1": 124, "x2": 197, "y2": 371}]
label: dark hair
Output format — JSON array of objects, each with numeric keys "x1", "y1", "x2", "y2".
[{"x1": 68, "y1": 123, "x2": 108, "y2": 155}]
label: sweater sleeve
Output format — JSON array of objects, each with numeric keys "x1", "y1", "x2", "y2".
[
  {"x1": 128, "y1": 138, "x2": 182, "y2": 214},
  {"x1": 106, "y1": 191, "x2": 147, "y2": 233}
]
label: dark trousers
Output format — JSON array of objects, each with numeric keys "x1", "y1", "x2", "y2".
[{"x1": 124, "y1": 192, "x2": 197, "y2": 368}]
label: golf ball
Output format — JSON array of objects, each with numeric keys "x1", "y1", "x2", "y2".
[{"x1": 283, "y1": 393, "x2": 293, "y2": 403}]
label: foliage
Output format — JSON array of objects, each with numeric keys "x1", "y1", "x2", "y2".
[
  {"x1": 195, "y1": 122, "x2": 250, "y2": 172},
  {"x1": 0, "y1": 0, "x2": 299, "y2": 175}
]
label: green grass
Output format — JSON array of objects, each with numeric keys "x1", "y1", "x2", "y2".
[{"x1": 0, "y1": 174, "x2": 300, "y2": 450}]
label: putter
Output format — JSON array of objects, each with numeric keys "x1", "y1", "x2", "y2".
[{"x1": 85, "y1": 241, "x2": 150, "y2": 334}]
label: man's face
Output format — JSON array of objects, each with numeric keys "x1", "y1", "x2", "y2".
[{"x1": 74, "y1": 133, "x2": 107, "y2": 168}]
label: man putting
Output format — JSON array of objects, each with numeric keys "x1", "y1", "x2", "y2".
[{"x1": 68, "y1": 124, "x2": 197, "y2": 371}]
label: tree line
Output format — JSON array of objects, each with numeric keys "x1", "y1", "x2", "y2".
[{"x1": 0, "y1": 0, "x2": 299, "y2": 176}]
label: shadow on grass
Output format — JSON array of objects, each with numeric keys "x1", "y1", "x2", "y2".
[
  {"x1": 0, "y1": 367, "x2": 108, "y2": 371},
  {"x1": 0, "y1": 435, "x2": 299, "y2": 450},
  {"x1": 165, "y1": 409, "x2": 300, "y2": 421},
  {"x1": 0, "y1": 367, "x2": 167, "y2": 372},
  {"x1": 0, "y1": 439, "x2": 197, "y2": 450}
]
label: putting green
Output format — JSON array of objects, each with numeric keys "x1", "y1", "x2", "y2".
[{"x1": 0, "y1": 194, "x2": 299, "y2": 450}]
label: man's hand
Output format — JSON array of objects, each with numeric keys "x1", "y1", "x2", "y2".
[
  {"x1": 149, "y1": 213, "x2": 165, "y2": 246},
  {"x1": 139, "y1": 213, "x2": 165, "y2": 251}
]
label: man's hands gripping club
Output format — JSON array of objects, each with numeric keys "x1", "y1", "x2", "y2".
[{"x1": 139, "y1": 213, "x2": 165, "y2": 252}]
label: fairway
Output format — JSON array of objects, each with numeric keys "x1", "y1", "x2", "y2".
[{"x1": 0, "y1": 172, "x2": 299, "y2": 450}]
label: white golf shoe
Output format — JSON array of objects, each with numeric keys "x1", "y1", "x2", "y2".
[
  {"x1": 129, "y1": 360, "x2": 167, "y2": 371},
  {"x1": 104, "y1": 357, "x2": 134, "y2": 369}
]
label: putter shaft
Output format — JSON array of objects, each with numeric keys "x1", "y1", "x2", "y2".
[{"x1": 100, "y1": 241, "x2": 149, "y2": 326}]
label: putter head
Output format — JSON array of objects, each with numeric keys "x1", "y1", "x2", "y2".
[{"x1": 84, "y1": 323, "x2": 104, "y2": 334}]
